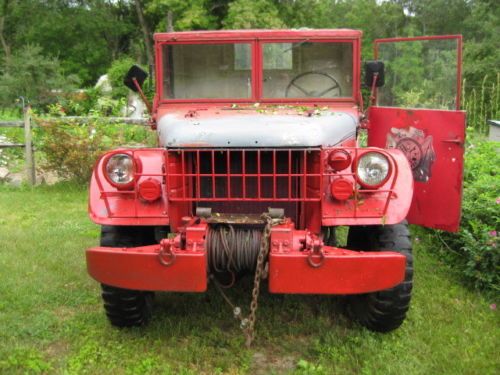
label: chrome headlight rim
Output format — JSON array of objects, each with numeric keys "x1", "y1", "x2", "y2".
[
  {"x1": 354, "y1": 151, "x2": 391, "y2": 189},
  {"x1": 103, "y1": 152, "x2": 137, "y2": 189}
]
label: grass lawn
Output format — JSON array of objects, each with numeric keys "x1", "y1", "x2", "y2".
[{"x1": 0, "y1": 184, "x2": 498, "y2": 374}]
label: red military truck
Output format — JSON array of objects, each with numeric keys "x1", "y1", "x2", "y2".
[{"x1": 86, "y1": 29, "x2": 465, "y2": 342}]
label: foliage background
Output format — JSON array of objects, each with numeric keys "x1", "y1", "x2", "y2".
[{"x1": 0, "y1": 0, "x2": 498, "y2": 107}]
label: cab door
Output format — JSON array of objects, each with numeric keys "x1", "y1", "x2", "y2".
[{"x1": 368, "y1": 36, "x2": 465, "y2": 232}]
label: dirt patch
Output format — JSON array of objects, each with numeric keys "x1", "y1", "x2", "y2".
[
  {"x1": 45, "y1": 339, "x2": 70, "y2": 359},
  {"x1": 52, "y1": 305, "x2": 77, "y2": 321},
  {"x1": 250, "y1": 350, "x2": 296, "y2": 375}
]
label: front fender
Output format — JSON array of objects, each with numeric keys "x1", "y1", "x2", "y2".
[
  {"x1": 321, "y1": 147, "x2": 414, "y2": 226},
  {"x1": 89, "y1": 148, "x2": 169, "y2": 226}
]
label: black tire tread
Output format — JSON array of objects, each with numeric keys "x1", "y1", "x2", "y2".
[
  {"x1": 101, "y1": 284, "x2": 153, "y2": 327},
  {"x1": 99, "y1": 226, "x2": 156, "y2": 328},
  {"x1": 346, "y1": 222, "x2": 413, "y2": 332},
  {"x1": 321, "y1": 226, "x2": 337, "y2": 247}
]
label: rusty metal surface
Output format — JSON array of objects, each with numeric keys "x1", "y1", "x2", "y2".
[
  {"x1": 154, "y1": 29, "x2": 362, "y2": 42},
  {"x1": 206, "y1": 213, "x2": 265, "y2": 225}
]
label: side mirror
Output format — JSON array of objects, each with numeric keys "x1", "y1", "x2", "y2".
[
  {"x1": 124, "y1": 65, "x2": 148, "y2": 92},
  {"x1": 364, "y1": 61, "x2": 385, "y2": 87}
]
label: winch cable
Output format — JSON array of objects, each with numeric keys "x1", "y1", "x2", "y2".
[
  {"x1": 208, "y1": 214, "x2": 281, "y2": 347},
  {"x1": 207, "y1": 224, "x2": 262, "y2": 275}
]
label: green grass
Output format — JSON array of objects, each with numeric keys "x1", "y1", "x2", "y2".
[{"x1": 0, "y1": 184, "x2": 498, "y2": 374}]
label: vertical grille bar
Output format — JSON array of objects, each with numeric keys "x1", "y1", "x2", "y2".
[
  {"x1": 227, "y1": 149, "x2": 231, "y2": 198},
  {"x1": 257, "y1": 150, "x2": 261, "y2": 199},
  {"x1": 181, "y1": 150, "x2": 186, "y2": 200},
  {"x1": 288, "y1": 149, "x2": 292, "y2": 199},
  {"x1": 196, "y1": 150, "x2": 201, "y2": 199},
  {"x1": 273, "y1": 150, "x2": 276, "y2": 199},
  {"x1": 242, "y1": 149, "x2": 246, "y2": 199},
  {"x1": 211, "y1": 150, "x2": 215, "y2": 199},
  {"x1": 302, "y1": 149, "x2": 307, "y2": 199}
]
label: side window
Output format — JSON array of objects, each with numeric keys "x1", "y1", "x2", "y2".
[{"x1": 376, "y1": 37, "x2": 461, "y2": 110}]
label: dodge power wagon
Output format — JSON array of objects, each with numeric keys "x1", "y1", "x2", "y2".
[{"x1": 86, "y1": 30, "x2": 465, "y2": 344}]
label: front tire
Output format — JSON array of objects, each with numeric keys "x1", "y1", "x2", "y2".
[
  {"x1": 101, "y1": 284, "x2": 153, "y2": 327},
  {"x1": 99, "y1": 226, "x2": 157, "y2": 327},
  {"x1": 345, "y1": 222, "x2": 413, "y2": 332}
]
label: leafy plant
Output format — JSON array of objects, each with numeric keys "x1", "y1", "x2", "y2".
[
  {"x1": 107, "y1": 57, "x2": 138, "y2": 99},
  {"x1": 463, "y1": 73, "x2": 500, "y2": 134},
  {"x1": 435, "y1": 137, "x2": 499, "y2": 291},
  {"x1": 36, "y1": 120, "x2": 107, "y2": 183},
  {"x1": 35, "y1": 118, "x2": 155, "y2": 183}
]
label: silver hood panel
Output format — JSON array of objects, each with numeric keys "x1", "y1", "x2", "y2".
[{"x1": 157, "y1": 112, "x2": 357, "y2": 148}]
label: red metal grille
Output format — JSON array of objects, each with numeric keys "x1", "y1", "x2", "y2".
[{"x1": 166, "y1": 148, "x2": 322, "y2": 202}]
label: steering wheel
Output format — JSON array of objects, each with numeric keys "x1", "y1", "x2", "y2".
[{"x1": 285, "y1": 71, "x2": 342, "y2": 98}]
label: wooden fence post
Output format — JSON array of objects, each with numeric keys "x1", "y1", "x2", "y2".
[{"x1": 24, "y1": 105, "x2": 35, "y2": 185}]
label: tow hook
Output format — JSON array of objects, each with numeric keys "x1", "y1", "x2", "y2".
[
  {"x1": 304, "y1": 231, "x2": 325, "y2": 268},
  {"x1": 158, "y1": 238, "x2": 176, "y2": 267}
]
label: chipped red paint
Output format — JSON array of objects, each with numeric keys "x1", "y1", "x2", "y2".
[
  {"x1": 268, "y1": 249, "x2": 406, "y2": 294},
  {"x1": 89, "y1": 149, "x2": 170, "y2": 226},
  {"x1": 368, "y1": 107, "x2": 465, "y2": 231},
  {"x1": 87, "y1": 221, "x2": 207, "y2": 291},
  {"x1": 86, "y1": 245, "x2": 207, "y2": 291}
]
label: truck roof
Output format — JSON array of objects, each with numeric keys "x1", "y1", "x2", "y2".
[{"x1": 154, "y1": 29, "x2": 362, "y2": 42}]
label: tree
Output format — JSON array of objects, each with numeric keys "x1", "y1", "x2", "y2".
[
  {"x1": 0, "y1": 0, "x2": 138, "y2": 85},
  {"x1": 0, "y1": 44, "x2": 79, "y2": 107},
  {"x1": 0, "y1": 0, "x2": 12, "y2": 64},
  {"x1": 145, "y1": 0, "x2": 218, "y2": 31},
  {"x1": 462, "y1": 0, "x2": 500, "y2": 85},
  {"x1": 224, "y1": 0, "x2": 285, "y2": 29},
  {"x1": 134, "y1": 0, "x2": 154, "y2": 69}
]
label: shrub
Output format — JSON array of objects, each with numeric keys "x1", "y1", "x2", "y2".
[
  {"x1": 436, "y1": 137, "x2": 499, "y2": 291},
  {"x1": 36, "y1": 118, "x2": 155, "y2": 183},
  {"x1": 56, "y1": 88, "x2": 101, "y2": 116},
  {"x1": 106, "y1": 57, "x2": 154, "y2": 114},
  {"x1": 107, "y1": 57, "x2": 137, "y2": 99},
  {"x1": 36, "y1": 120, "x2": 107, "y2": 183}
]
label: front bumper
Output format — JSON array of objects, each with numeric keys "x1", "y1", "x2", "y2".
[
  {"x1": 86, "y1": 221, "x2": 406, "y2": 294},
  {"x1": 86, "y1": 245, "x2": 207, "y2": 292}
]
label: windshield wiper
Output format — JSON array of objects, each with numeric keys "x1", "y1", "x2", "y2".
[{"x1": 282, "y1": 38, "x2": 311, "y2": 53}]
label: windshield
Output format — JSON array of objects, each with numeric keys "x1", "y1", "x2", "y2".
[
  {"x1": 161, "y1": 41, "x2": 354, "y2": 100},
  {"x1": 162, "y1": 43, "x2": 252, "y2": 99},
  {"x1": 263, "y1": 42, "x2": 353, "y2": 98}
]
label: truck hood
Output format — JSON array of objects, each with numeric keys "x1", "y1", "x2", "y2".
[{"x1": 157, "y1": 107, "x2": 358, "y2": 148}]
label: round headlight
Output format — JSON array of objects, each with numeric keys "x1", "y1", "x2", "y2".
[
  {"x1": 105, "y1": 153, "x2": 134, "y2": 185},
  {"x1": 356, "y1": 152, "x2": 390, "y2": 188}
]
